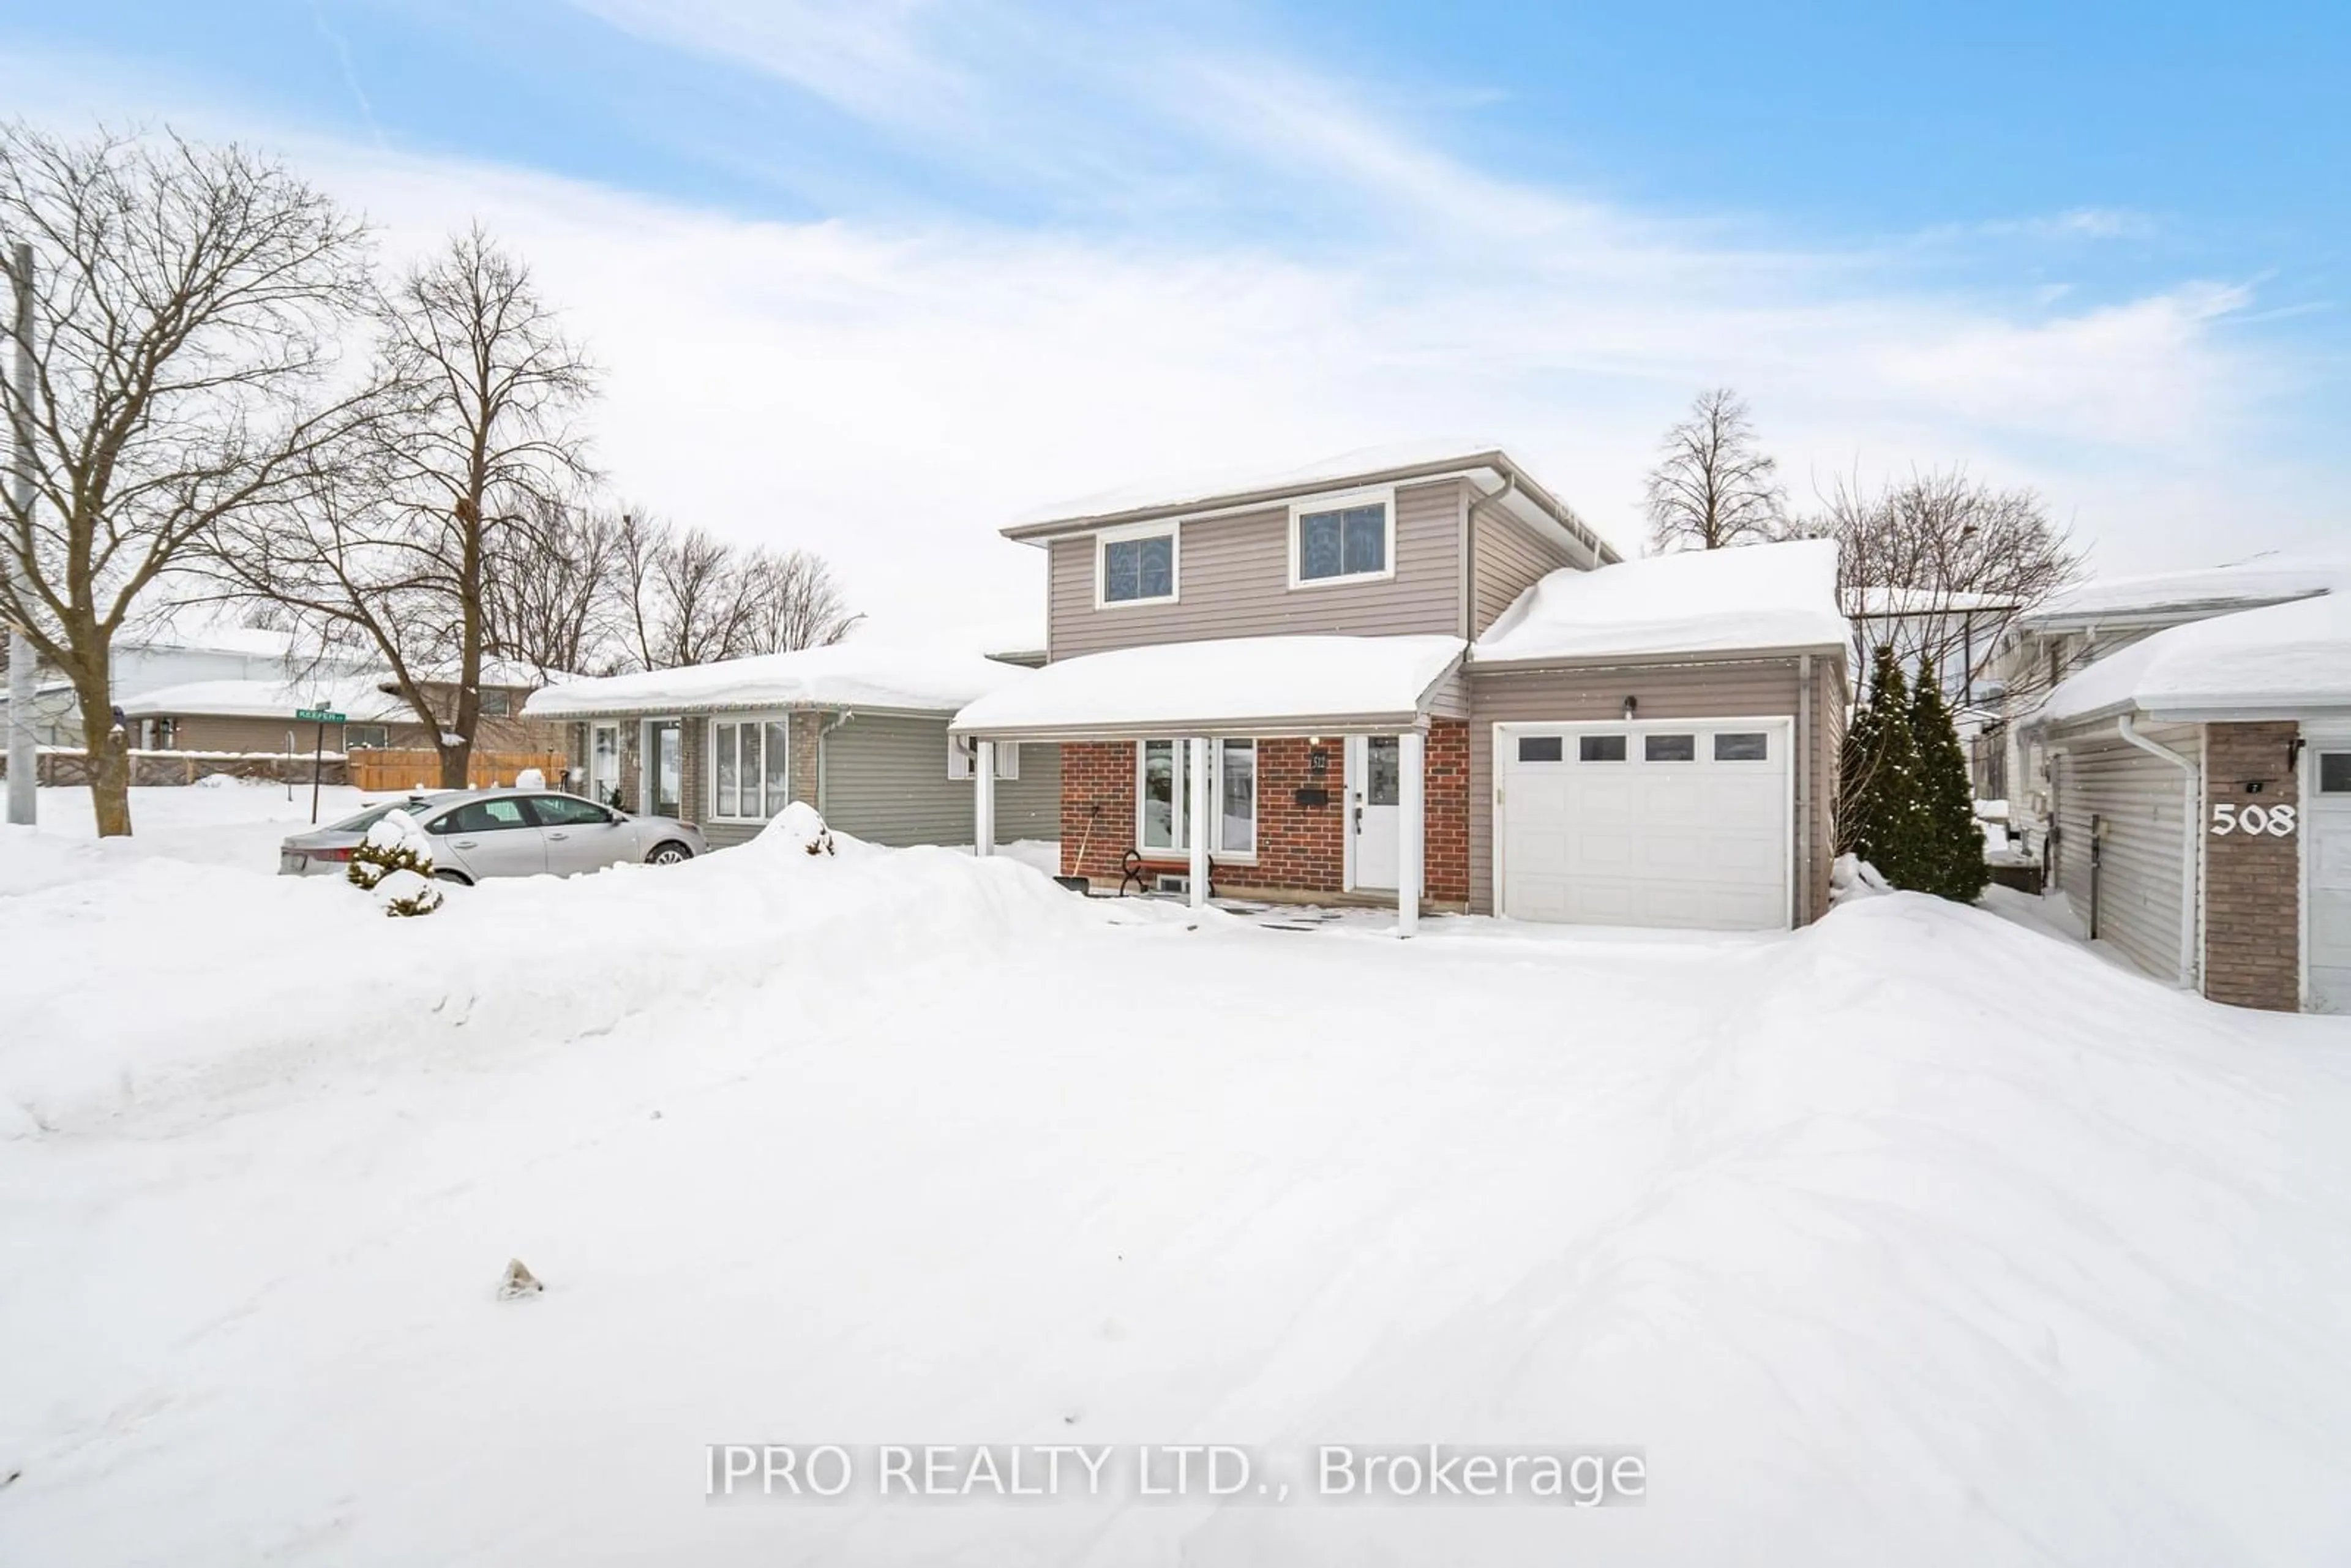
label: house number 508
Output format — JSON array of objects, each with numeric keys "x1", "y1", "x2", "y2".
[{"x1": 2211, "y1": 803, "x2": 2297, "y2": 837}]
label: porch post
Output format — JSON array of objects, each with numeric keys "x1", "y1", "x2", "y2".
[
  {"x1": 973, "y1": 738, "x2": 997, "y2": 858},
  {"x1": 1187, "y1": 735, "x2": 1211, "y2": 909},
  {"x1": 1397, "y1": 728, "x2": 1424, "y2": 938}
]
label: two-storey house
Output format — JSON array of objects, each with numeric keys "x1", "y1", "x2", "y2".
[{"x1": 954, "y1": 448, "x2": 1850, "y2": 932}]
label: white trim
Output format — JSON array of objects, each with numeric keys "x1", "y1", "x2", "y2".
[
  {"x1": 1133, "y1": 736, "x2": 1260, "y2": 863},
  {"x1": 1490, "y1": 717, "x2": 1798, "y2": 929},
  {"x1": 705, "y1": 711, "x2": 794, "y2": 824},
  {"x1": 1397, "y1": 729, "x2": 1425, "y2": 937},
  {"x1": 1288, "y1": 485, "x2": 1398, "y2": 591},
  {"x1": 1094, "y1": 518, "x2": 1181, "y2": 609},
  {"x1": 2303, "y1": 726, "x2": 2351, "y2": 1012}
]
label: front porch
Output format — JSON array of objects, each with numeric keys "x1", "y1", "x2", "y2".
[{"x1": 952, "y1": 634, "x2": 1470, "y2": 937}]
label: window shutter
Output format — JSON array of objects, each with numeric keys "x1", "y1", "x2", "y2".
[
  {"x1": 996, "y1": 741, "x2": 1020, "y2": 781},
  {"x1": 948, "y1": 733, "x2": 974, "y2": 780}
]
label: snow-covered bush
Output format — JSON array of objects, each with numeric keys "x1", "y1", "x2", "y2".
[
  {"x1": 757, "y1": 800, "x2": 836, "y2": 857},
  {"x1": 514, "y1": 767, "x2": 546, "y2": 790},
  {"x1": 348, "y1": 809, "x2": 444, "y2": 917},
  {"x1": 1830, "y1": 852, "x2": 1893, "y2": 905}
]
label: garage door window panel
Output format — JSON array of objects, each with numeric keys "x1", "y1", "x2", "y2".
[
  {"x1": 1715, "y1": 732, "x2": 1771, "y2": 762},
  {"x1": 1645, "y1": 733, "x2": 1697, "y2": 763},
  {"x1": 1579, "y1": 735, "x2": 1627, "y2": 762}
]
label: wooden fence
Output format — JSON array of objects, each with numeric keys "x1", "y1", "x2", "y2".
[{"x1": 347, "y1": 749, "x2": 571, "y2": 793}]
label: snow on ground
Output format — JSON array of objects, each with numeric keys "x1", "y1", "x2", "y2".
[
  {"x1": 18, "y1": 781, "x2": 375, "y2": 880},
  {"x1": 5, "y1": 796, "x2": 2351, "y2": 1566}
]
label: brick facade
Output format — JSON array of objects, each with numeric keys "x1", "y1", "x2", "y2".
[
  {"x1": 1057, "y1": 720, "x2": 1472, "y2": 907},
  {"x1": 2203, "y1": 721, "x2": 2303, "y2": 1011}
]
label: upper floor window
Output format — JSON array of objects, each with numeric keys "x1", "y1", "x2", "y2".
[
  {"x1": 1098, "y1": 523, "x2": 1178, "y2": 606},
  {"x1": 1290, "y1": 489, "x2": 1394, "y2": 587},
  {"x1": 479, "y1": 688, "x2": 513, "y2": 718}
]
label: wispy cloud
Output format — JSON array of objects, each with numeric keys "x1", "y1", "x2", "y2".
[{"x1": 2, "y1": 5, "x2": 2330, "y2": 628}]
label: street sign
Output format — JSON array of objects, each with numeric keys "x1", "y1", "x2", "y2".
[{"x1": 295, "y1": 707, "x2": 347, "y2": 723}]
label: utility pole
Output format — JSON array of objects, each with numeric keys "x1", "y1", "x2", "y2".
[{"x1": 6, "y1": 241, "x2": 36, "y2": 826}]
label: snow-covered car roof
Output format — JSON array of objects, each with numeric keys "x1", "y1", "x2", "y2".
[
  {"x1": 523, "y1": 642, "x2": 1035, "y2": 719},
  {"x1": 2036, "y1": 586, "x2": 2351, "y2": 726},
  {"x1": 952, "y1": 634, "x2": 1467, "y2": 740},
  {"x1": 1472, "y1": 539, "x2": 1849, "y2": 667}
]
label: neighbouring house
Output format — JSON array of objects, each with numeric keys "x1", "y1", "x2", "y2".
[
  {"x1": 1981, "y1": 552, "x2": 2344, "y2": 849},
  {"x1": 118, "y1": 661, "x2": 562, "y2": 757},
  {"x1": 951, "y1": 448, "x2": 1849, "y2": 933},
  {"x1": 2023, "y1": 570, "x2": 2350, "y2": 1012},
  {"x1": 520, "y1": 642, "x2": 1058, "y2": 849},
  {"x1": 28, "y1": 623, "x2": 369, "y2": 748}
]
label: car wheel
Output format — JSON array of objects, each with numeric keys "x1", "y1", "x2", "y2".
[
  {"x1": 432, "y1": 868, "x2": 473, "y2": 885},
  {"x1": 645, "y1": 841, "x2": 693, "y2": 866}
]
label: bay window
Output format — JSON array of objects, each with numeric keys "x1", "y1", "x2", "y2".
[
  {"x1": 1138, "y1": 738, "x2": 1257, "y2": 858},
  {"x1": 709, "y1": 715, "x2": 792, "y2": 822}
]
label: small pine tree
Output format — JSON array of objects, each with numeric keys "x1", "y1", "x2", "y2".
[
  {"x1": 348, "y1": 809, "x2": 444, "y2": 917},
  {"x1": 1837, "y1": 646, "x2": 1932, "y2": 889},
  {"x1": 1909, "y1": 658, "x2": 1989, "y2": 903}
]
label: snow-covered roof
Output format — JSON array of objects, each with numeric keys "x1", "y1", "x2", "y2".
[
  {"x1": 523, "y1": 643, "x2": 1033, "y2": 719},
  {"x1": 118, "y1": 674, "x2": 413, "y2": 723},
  {"x1": 2020, "y1": 552, "x2": 2347, "y2": 629},
  {"x1": 1473, "y1": 539, "x2": 1849, "y2": 667},
  {"x1": 2036, "y1": 588, "x2": 2351, "y2": 726},
  {"x1": 1850, "y1": 585, "x2": 2020, "y2": 617},
  {"x1": 1006, "y1": 443, "x2": 1619, "y2": 565},
  {"x1": 952, "y1": 634, "x2": 1467, "y2": 740}
]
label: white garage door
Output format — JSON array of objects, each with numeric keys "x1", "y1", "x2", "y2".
[
  {"x1": 1498, "y1": 720, "x2": 1793, "y2": 930},
  {"x1": 2311, "y1": 747, "x2": 2351, "y2": 1014}
]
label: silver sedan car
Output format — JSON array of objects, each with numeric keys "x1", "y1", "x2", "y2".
[{"x1": 279, "y1": 787, "x2": 709, "y2": 883}]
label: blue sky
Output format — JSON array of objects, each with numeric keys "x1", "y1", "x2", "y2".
[{"x1": 6, "y1": 1, "x2": 2345, "y2": 629}]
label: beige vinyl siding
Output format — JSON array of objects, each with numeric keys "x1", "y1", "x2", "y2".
[
  {"x1": 1048, "y1": 479, "x2": 1468, "y2": 659},
  {"x1": 1468, "y1": 656, "x2": 1836, "y2": 919},
  {"x1": 823, "y1": 714, "x2": 1060, "y2": 847},
  {"x1": 1469, "y1": 508, "x2": 1580, "y2": 636},
  {"x1": 2050, "y1": 722, "x2": 2196, "y2": 983}
]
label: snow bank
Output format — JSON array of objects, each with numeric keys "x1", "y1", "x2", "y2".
[
  {"x1": 953, "y1": 634, "x2": 1466, "y2": 735},
  {"x1": 1474, "y1": 538, "x2": 1848, "y2": 666},
  {"x1": 525, "y1": 643, "x2": 1032, "y2": 719},
  {"x1": 0, "y1": 818, "x2": 1106, "y2": 1136},
  {"x1": 2038, "y1": 585, "x2": 2351, "y2": 724},
  {"x1": 5, "y1": 874, "x2": 2349, "y2": 1564}
]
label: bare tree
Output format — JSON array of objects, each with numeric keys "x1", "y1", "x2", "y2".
[
  {"x1": 609, "y1": 512, "x2": 859, "y2": 670},
  {"x1": 1799, "y1": 466, "x2": 2079, "y2": 704},
  {"x1": 220, "y1": 226, "x2": 596, "y2": 786},
  {"x1": 0, "y1": 124, "x2": 370, "y2": 835},
  {"x1": 1643, "y1": 386, "x2": 1785, "y2": 552},
  {"x1": 482, "y1": 494, "x2": 625, "y2": 678},
  {"x1": 741, "y1": 547, "x2": 861, "y2": 655}
]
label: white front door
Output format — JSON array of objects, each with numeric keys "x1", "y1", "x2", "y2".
[
  {"x1": 2310, "y1": 748, "x2": 2351, "y2": 1013},
  {"x1": 1496, "y1": 720, "x2": 1793, "y2": 930},
  {"x1": 1350, "y1": 735, "x2": 1401, "y2": 891}
]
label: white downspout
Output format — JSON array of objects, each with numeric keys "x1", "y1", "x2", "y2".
[
  {"x1": 1397, "y1": 729, "x2": 1425, "y2": 939},
  {"x1": 2117, "y1": 714, "x2": 2199, "y2": 991}
]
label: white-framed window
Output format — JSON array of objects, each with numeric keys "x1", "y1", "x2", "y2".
[
  {"x1": 948, "y1": 734, "x2": 1021, "y2": 780},
  {"x1": 1097, "y1": 520, "x2": 1179, "y2": 607},
  {"x1": 1289, "y1": 486, "x2": 1395, "y2": 588},
  {"x1": 708, "y1": 714, "x2": 792, "y2": 822},
  {"x1": 1137, "y1": 738, "x2": 1257, "y2": 858},
  {"x1": 478, "y1": 688, "x2": 513, "y2": 718},
  {"x1": 343, "y1": 723, "x2": 389, "y2": 750}
]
